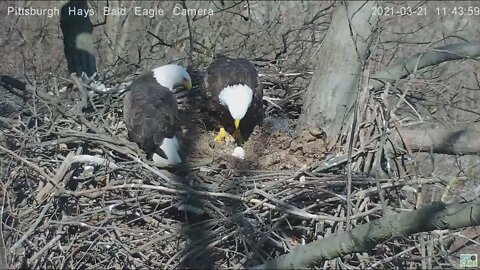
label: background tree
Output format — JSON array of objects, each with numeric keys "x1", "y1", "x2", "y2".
[
  {"x1": 297, "y1": 1, "x2": 378, "y2": 144},
  {"x1": 60, "y1": 0, "x2": 96, "y2": 77}
]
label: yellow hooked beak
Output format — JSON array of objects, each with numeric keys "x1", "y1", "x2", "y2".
[
  {"x1": 234, "y1": 119, "x2": 240, "y2": 129},
  {"x1": 183, "y1": 80, "x2": 192, "y2": 90}
]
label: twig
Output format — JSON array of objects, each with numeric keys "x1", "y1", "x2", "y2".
[
  {"x1": 10, "y1": 200, "x2": 54, "y2": 252},
  {"x1": 251, "y1": 198, "x2": 480, "y2": 269},
  {"x1": 27, "y1": 234, "x2": 62, "y2": 265},
  {"x1": 262, "y1": 96, "x2": 283, "y2": 110},
  {"x1": 36, "y1": 152, "x2": 118, "y2": 203},
  {"x1": 68, "y1": 183, "x2": 378, "y2": 222},
  {"x1": 0, "y1": 144, "x2": 54, "y2": 180},
  {"x1": 180, "y1": 0, "x2": 195, "y2": 67},
  {"x1": 311, "y1": 149, "x2": 365, "y2": 173},
  {"x1": 146, "y1": 30, "x2": 173, "y2": 48},
  {"x1": 352, "y1": 178, "x2": 439, "y2": 199}
]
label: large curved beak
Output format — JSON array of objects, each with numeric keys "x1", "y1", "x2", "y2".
[
  {"x1": 234, "y1": 119, "x2": 240, "y2": 129},
  {"x1": 183, "y1": 80, "x2": 192, "y2": 90}
]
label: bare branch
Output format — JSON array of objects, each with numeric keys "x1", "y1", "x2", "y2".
[
  {"x1": 392, "y1": 122, "x2": 480, "y2": 155},
  {"x1": 251, "y1": 198, "x2": 480, "y2": 269},
  {"x1": 371, "y1": 41, "x2": 480, "y2": 91}
]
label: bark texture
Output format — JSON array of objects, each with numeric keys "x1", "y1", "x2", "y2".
[
  {"x1": 392, "y1": 122, "x2": 480, "y2": 155},
  {"x1": 371, "y1": 41, "x2": 480, "y2": 91},
  {"x1": 297, "y1": 1, "x2": 378, "y2": 140}
]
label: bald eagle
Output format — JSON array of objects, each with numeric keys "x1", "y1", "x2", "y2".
[
  {"x1": 123, "y1": 64, "x2": 192, "y2": 166},
  {"x1": 202, "y1": 56, "x2": 263, "y2": 144}
]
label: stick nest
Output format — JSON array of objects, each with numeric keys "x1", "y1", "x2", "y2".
[{"x1": 0, "y1": 67, "x2": 466, "y2": 269}]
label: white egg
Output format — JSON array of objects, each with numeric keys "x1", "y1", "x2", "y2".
[{"x1": 232, "y1": 147, "x2": 245, "y2": 159}]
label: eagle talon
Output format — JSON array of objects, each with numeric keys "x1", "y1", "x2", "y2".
[{"x1": 214, "y1": 127, "x2": 235, "y2": 144}]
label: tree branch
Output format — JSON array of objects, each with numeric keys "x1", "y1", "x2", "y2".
[
  {"x1": 0, "y1": 75, "x2": 31, "y2": 100},
  {"x1": 391, "y1": 122, "x2": 480, "y2": 155},
  {"x1": 371, "y1": 41, "x2": 480, "y2": 91},
  {"x1": 250, "y1": 198, "x2": 480, "y2": 269}
]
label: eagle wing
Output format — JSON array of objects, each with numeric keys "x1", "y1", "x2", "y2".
[
  {"x1": 123, "y1": 78, "x2": 179, "y2": 158},
  {"x1": 203, "y1": 57, "x2": 260, "y2": 95}
]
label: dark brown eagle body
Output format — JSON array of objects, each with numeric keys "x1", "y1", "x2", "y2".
[
  {"x1": 123, "y1": 71, "x2": 179, "y2": 160},
  {"x1": 202, "y1": 57, "x2": 264, "y2": 138}
]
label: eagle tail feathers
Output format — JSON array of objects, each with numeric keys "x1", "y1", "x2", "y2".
[{"x1": 152, "y1": 136, "x2": 182, "y2": 166}]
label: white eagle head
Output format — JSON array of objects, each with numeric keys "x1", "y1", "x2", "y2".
[
  {"x1": 152, "y1": 64, "x2": 192, "y2": 91},
  {"x1": 218, "y1": 84, "x2": 253, "y2": 128}
]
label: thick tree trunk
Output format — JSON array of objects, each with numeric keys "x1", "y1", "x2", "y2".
[
  {"x1": 296, "y1": 1, "x2": 378, "y2": 141},
  {"x1": 60, "y1": 0, "x2": 97, "y2": 77},
  {"x1": 251, "y1": 198, "x2": 480, "y2": 269}
]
